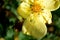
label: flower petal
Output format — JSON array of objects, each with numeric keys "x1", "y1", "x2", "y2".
[
  {"x1": 20, "y1": 0, "x2": 34, "y2": 4},
  {"x1": 22, "y1": 14, "x2": 47, "y2": 39},
  {"x1": 41, "y1": 10, "x2": 52, "y2": 24},
  {"x1": 17, "y1": 2, "x2": 31, "y2": 18},
  {"x1": 37, "y1": 0, "x2": 60, "y2": 11}
]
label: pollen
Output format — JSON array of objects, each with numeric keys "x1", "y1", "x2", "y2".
[
  {"x1": 31, "y1": 1, "x2": 41, "y2": 12},
  {"x1": 31, "y1": 0, "x2": 41, "y2": 12}
]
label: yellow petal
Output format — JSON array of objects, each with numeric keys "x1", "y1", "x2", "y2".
[
  {"x1": 0, "y1": 38, "x2": 4, "y2": 40},
  {"x1": 17, "y1": 2, "x2": 31, "y2": 18},
  {"x1": 37, "y1": 0, "x2": 60, "y2": 11},
  {"x1": 22, "y1": 14, "x2": 47, "y2": 39},
  {"x1": 20, "y1": 0, "x2": 30, "y2": 4},
  {"x1": 20, "y1": 0, "x2": 34, "y2": 4},
  {"x1": 41, "y1": 10, "x2": 52, "y2": 24}
]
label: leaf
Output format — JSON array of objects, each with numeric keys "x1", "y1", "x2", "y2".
[
  {"x1": 5, "y1": 29, "x2": 14, "y2": 40},
  {"x1": 18, "y1": 32, "x2": 36, "y2": 40}
]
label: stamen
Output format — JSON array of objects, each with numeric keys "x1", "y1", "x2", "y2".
[{"x1": 31, "y1": 3, "x2": 41, "y2": 12}]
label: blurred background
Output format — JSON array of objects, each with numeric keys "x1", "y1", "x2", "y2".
[{"x1": 0, "y1": 0, "x2": 60, "y2": 40}]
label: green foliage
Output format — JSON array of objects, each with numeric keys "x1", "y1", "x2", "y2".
[
  {"x1": 5, "y1": 29, "x2": 14, "y2": 40},
  {"x1": 52, "y1": 8, "x2": 60, "y2": 29},
  {"x1": 18, "y1": 32, "x2": 37, "y2": 40}
]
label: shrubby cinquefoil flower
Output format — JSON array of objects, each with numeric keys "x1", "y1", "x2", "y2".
[{"x1": 17, "y1": 0, "x2": 60, "y2": 39}]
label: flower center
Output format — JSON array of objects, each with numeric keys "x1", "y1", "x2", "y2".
[{"x1": 31, "y1": 1, "x2": 41, "y2": 12}]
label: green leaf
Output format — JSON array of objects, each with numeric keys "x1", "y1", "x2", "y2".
[
  {"x1": 18, "y1": 32, "x2": 37, "y2": 40},
  {"x1": 5, "y1": 29, "x2": 14, "y2": 40}
]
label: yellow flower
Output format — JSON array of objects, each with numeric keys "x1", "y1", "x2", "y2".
[{"x1": 17, "y1": 0, "x2": 60, "y2": 39}]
